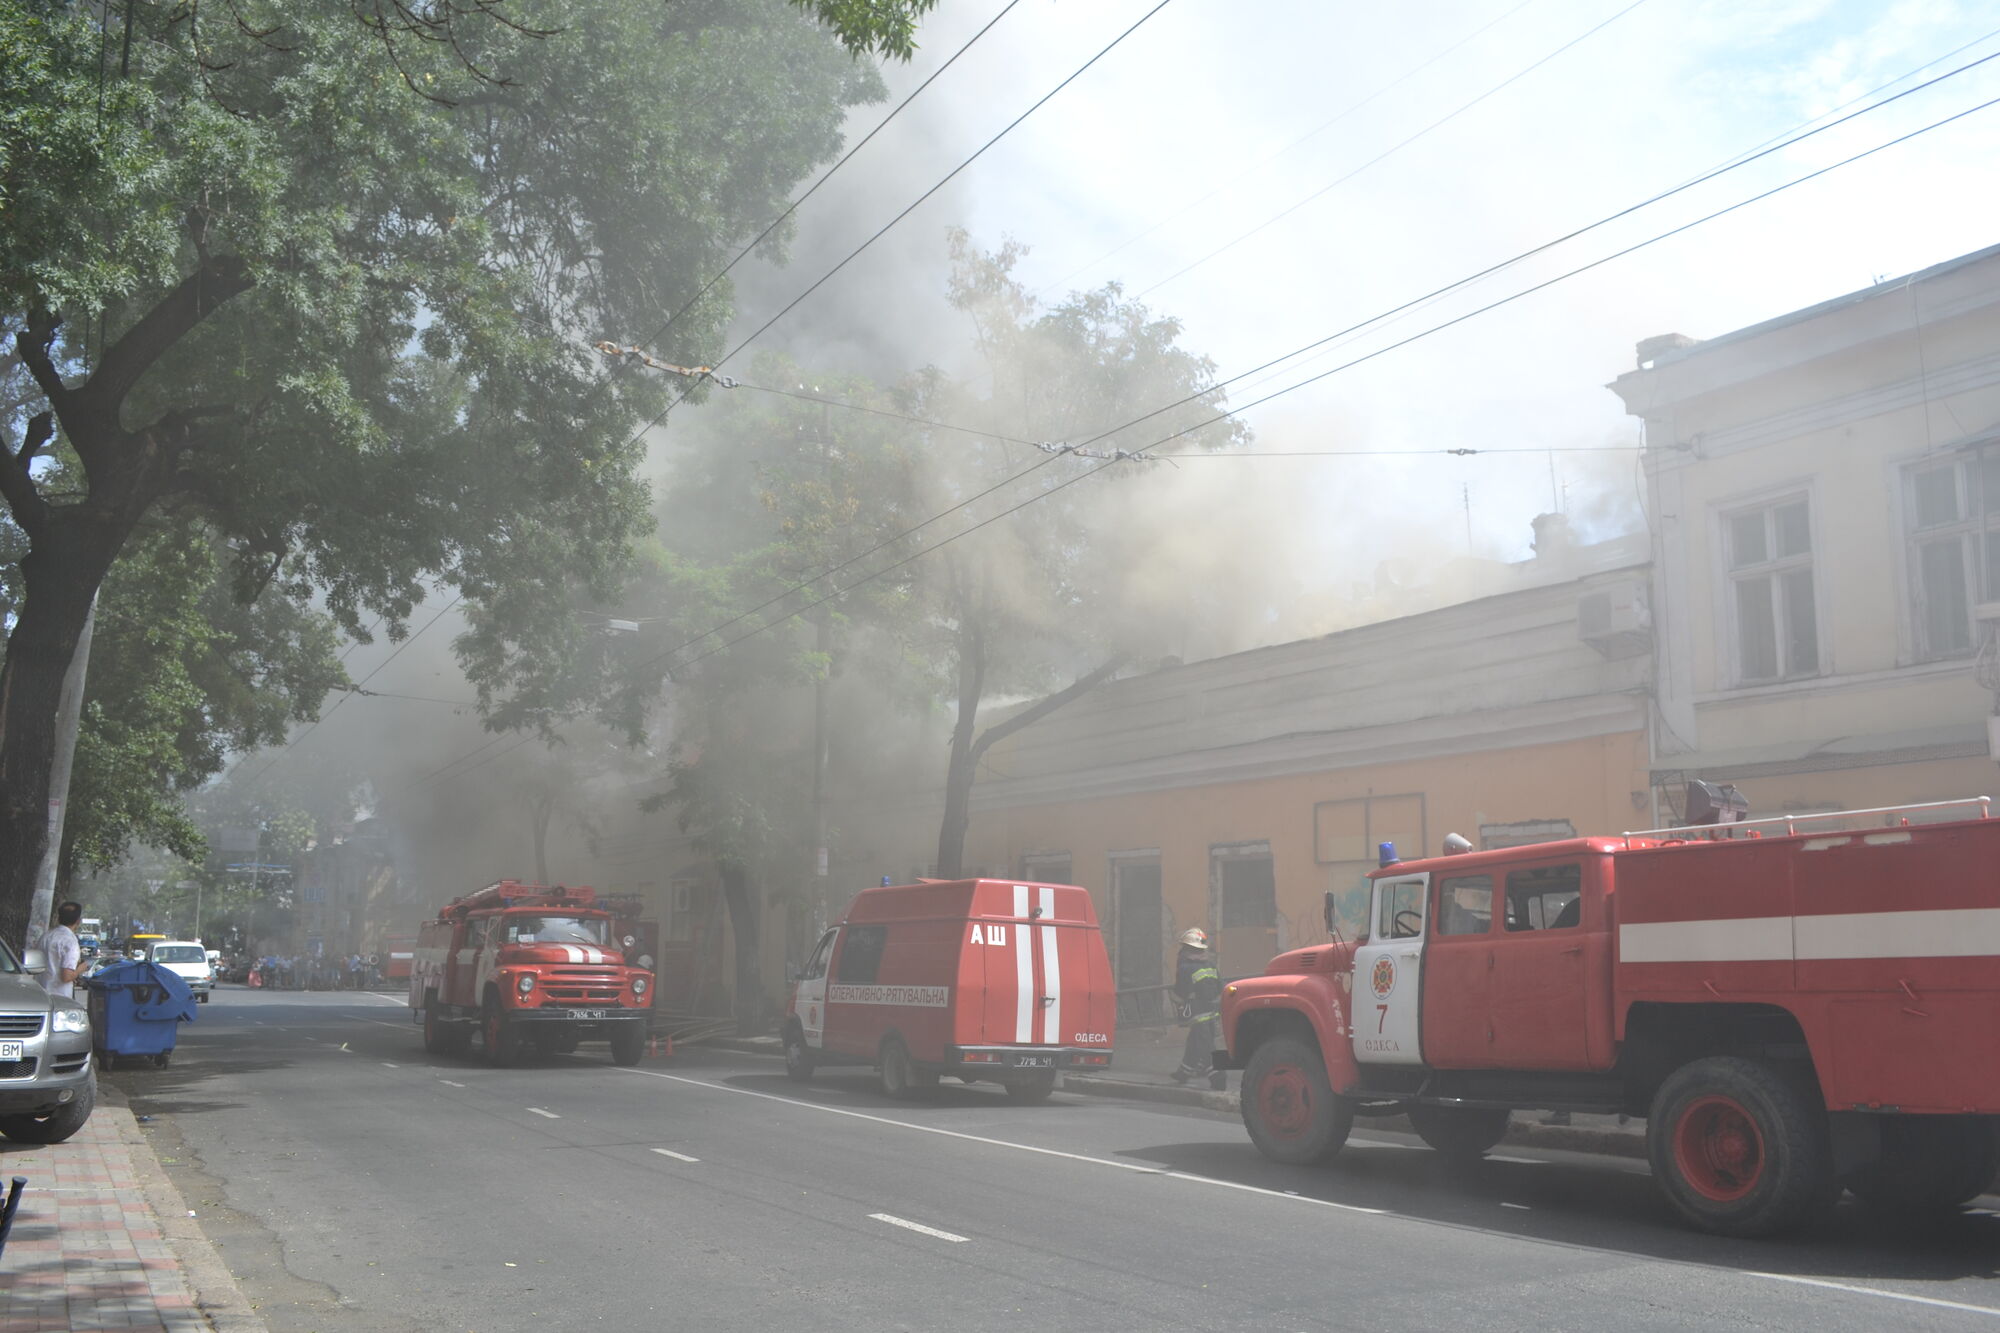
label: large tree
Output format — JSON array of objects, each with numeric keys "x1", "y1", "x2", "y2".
[
  {"x1": 919, "y1": 233, "x2": 1249, "y2": 875},
  {"x1": 0, "y1": 0, "x2": 933, "y2": 945}
]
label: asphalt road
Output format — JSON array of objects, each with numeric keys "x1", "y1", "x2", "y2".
[{"x1": 114, "y1": 987, "x2": 2000, "y2": 1332}]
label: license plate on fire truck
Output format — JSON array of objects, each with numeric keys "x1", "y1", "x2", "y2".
[
  {"x1": 1012, "y1": 1054, "x2": 1053, "y2": 1068},
  {"x1": 566, "y1": 1009, "x2": 608, "y2": 1021},
  {"x1": 0, "y1": 1040, "x2": 23, "y2": 1062}
]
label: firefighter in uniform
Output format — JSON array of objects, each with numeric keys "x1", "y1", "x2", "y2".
[{"x1": 1170, "y1": 927, "x2": 1225, "y2": 1089}]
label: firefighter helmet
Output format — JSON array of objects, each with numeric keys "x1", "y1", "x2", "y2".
[{"x1": 1179, "y1": 927, "x2": 1210, "y2": 950}]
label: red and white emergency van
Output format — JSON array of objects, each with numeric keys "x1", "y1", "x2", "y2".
[{"x1": 783, "y1": 878, "x2": 1116, "y2": 1102}]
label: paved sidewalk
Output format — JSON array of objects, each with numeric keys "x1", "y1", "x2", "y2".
[{"x1": 0, "y1": 1080, "x2": 262, "y2": 1333}]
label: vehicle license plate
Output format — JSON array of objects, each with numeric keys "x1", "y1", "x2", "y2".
[
  {"x1": 569, "y1": 1009, "x2": 608, "y2": 1021},
  {"x1": 0, "y1": 1040, "x2": 23, "y2": 1062},
  {"x1": 1013, "y1": 1054, "x2": 1053, "y2": 1068}
]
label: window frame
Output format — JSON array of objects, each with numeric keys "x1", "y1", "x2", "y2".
[
  {"x1": 1502, "y1": 863, "x2": 1584, "y2": 934},
  {"x1": 1899, "y1": 444, "x2": 2000, "y2": 663},
  {"x1": 1715, "y1": 488, "x2": 1823, "y2": 688}
]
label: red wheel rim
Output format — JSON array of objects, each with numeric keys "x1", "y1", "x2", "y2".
[
  {"x1": 1673, "y1": 1094, "x2": 1765, "y2": 1201},
  {"x1": 1259, "y1": 1063, "x2": 1314, "y2": 1141}
]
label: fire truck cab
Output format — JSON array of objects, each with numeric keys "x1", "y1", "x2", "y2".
[
  {"x1": 1223, "y1": 788, "x2": 2000, "y2": 1236},
  {"x1": 410, "y1": 880, "x2": 654, "y2": 1066}
]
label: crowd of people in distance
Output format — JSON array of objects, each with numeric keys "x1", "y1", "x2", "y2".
[{"x1": 245, "y1": 953, "x2": 383, "y2": 990}]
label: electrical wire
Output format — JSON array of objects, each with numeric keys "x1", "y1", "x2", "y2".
[
  {"x1": 1133, "y1": 0, "x2": 1652, "y2": 300},
  {"x1": 648, "y1": 88, "x2": 2000, "y2": 674},
  {"x1": 624, "y1": 41, "x2": 2000, "y2": 671},
  {"x1": 620, "y1": 0, "x2": 1025, "y2": 364},
  {"x1": 607, "y1": 0, "x2": 1181, "y2": 456}
]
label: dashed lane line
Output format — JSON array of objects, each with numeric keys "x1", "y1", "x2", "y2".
[
  {"x1": 650, "y1": 1148, "x2": 700, "y2": 1163},
  {"x1": 870, "y1": 1213, "x2": 969, "y2": 1243},
  {"x1": 527, "y1": 1108, "x2": 561, "y2": 1119},
  {"x1": 438, "y1": 1080, "x2": 467, "y2": 1089}
]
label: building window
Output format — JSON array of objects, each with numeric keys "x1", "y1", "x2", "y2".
[
  {"x1": 1903, "y1": 450, "x2": 2000, "y2": 660},
  {"x1": 1723, "y1": 495, "x2": 1818, "y2": 683}
]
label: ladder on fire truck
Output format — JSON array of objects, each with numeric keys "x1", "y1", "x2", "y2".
[{"x1": 1622, "y1": 796, "x2": 1990, "y2": 845}]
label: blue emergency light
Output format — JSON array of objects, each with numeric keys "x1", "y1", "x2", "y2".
[{"x1": 1378, "y1": 842, "x2": 1399, "y2": 868}]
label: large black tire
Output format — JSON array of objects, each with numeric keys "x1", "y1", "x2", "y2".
[
  {"x1": 0, "y1": 1073, "x2": 96, "y2": 1144},
  {"x1": 1409, "y1": 1104, "x2": 1512, "y2": 1161},
  {"x1": 1648, "y1": 1056, "x2": 1834, "y2": 1237},
  {"x1": 879, "y1": 1036, "x2": 918, "y2": 1100},
  {"x1": 1851, "y1": 1117, "x2": 2000, "y2": 1214},
  {"x1": 422, "y1": 996, "x2": 445, "y2": 1056},
  {"x1": 783, "y1": 1024, "x2": 815, "y2": 1082},
  {"x1": 1005, "y1": 1070, "x2": 1057, "y2": 1104},
  {"x1": 609, "y1": 1024, "x2": 646, "y2": 1067},
  {"x1": 483, "y1": 995, "x2": 520, "y2": 1068},
  {"x1": 1241, "y1": 1035, "x2": 1353, "y2": 1165}
]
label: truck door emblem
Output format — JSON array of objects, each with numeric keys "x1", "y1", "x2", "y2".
[{"x1": 1370, "y1": 956, "x2": 1396, "y2": 999}]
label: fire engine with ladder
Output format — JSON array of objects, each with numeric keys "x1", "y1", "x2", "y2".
[
  {"x1": 1221, "y1": 783, "x2": 2000, "y2": 1236},
  {"x1": 410, "y1": 880, "x2": 655, "y2": 1066}
]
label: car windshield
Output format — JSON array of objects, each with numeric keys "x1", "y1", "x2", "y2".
[
  {"x1": 506, "y1": 916, "x2": 606, "y2": 946},
  {"x1": 154, "y1": 946, "x2": 207, "y2": 963}
]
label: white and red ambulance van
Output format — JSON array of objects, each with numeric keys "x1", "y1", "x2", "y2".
[{"x1": 783, "y1": 878, "x2": 1117, "y2": 1102}]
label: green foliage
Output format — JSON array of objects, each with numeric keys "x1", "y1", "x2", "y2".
[{"x1": 60, "y1": 517, "x2": 347, "y2": 879}]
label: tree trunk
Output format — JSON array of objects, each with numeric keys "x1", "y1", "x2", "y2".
[
  {"x1": 0, "y1": 521, "x2": 123, "y2": 948},
  {"x1": 934, "y1": 617, "x2": 986, "y2": 880},
  {"x1": 718, "y1": 863, "x2": 763, "y2": 1035}
]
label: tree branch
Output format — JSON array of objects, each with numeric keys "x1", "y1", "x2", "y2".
[
  {"x1": 966, "y1": 655, "x2": 1126, "y2": 765},
  {"x1": 0, "y1": 412, "x2": 51, "y2": 537},
  {"x1": 13, "y1": 309, "x2": 72, "y2": 415},
  {"x1": 80, "y1": 255, "x2": 255, "y2": 425}
]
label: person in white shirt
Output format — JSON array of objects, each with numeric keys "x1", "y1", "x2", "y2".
[{"x1": 42, "y1": 900, "x2": 83, "y2": 999}]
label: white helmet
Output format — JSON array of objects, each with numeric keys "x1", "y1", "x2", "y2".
[{"x1": 1179, "y1": 927, "x2": 1210, "y2": 950}]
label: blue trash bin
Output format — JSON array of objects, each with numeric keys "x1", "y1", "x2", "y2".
[{"x1": 86, "y1": 961, "x2": 198, "y2": 1069}]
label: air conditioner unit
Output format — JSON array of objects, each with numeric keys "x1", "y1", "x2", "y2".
[{"x1": 1577, "y1": 581, "x2": 1652, "y2": 660}]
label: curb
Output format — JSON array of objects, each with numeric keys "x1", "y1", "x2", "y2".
[
  {"x1": 1062, "y1": 1073, "x2": 1237, "y2": 1114},
  {"x1": 99, "y1": 1081, "x2": 269, "y2": 1332}
]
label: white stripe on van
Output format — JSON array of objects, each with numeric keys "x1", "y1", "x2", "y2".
[
  {"x1": 1015, "y1": 910, "x2": 1035, "y2": 1043},
  {"x1": 1040, "y1": 925, "x2": 1061, "y2": 1044}
]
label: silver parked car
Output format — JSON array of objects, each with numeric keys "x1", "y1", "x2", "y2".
[{"x1": 0, "y1": 938, "x2": 96, "y2": 1143}]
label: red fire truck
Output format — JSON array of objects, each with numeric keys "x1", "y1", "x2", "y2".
[
  {"x1": 410, "y1": 880, "x2": 654, "y2": 1066},
  {"x1": 1221, "y1": 786, "x2": 2000, "y2": 1236}
]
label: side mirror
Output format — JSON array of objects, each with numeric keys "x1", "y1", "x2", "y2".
[
  {"x1": 22, "y1": 947, "x2": 47, "y2": 972},
  {"x1": 1322, "y1": 891, "x2": 1337, "y2": 936}
]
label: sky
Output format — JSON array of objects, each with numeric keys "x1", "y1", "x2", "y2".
[{"x1": 722, "y1": 0, "x2": 2000, "y2": 570}]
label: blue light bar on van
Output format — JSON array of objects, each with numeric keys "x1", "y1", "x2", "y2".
[{"x1": 1378, "y1": 842, "x2": 1399, "y2": 868}]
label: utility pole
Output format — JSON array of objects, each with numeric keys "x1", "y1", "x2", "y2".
[
  {"x1": 810, "y1": 399, "x2": 833, "y2": 939},
  {"x1": 26, "y1": 597, "x2": 96, "y2": 953}
]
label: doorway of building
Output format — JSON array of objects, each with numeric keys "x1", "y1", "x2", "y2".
[
  {"x1": 1211, "y1": 843, "x2": 1277, "y2": 980},
  {"x1": 1112, "y1": 859, "x2": 1163, "y2": 990}
]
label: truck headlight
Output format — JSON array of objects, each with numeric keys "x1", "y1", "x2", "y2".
[
  {"x1": 516, "y1": 974, "x2": 535, "y2": 994},
  {"x1": 632, "y1": 976, "x2": 648, "y2": 997},
  {"x1": 52, "y1": 1008, "x2": 90, "y2": 1034}
]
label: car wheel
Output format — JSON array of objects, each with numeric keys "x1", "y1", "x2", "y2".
[
  {"x1": 0, "y1": 1074, "x2": 96, "y2": 1144},
  {"x1": 1648, "y1": 1056, "x2": 1833, "y2": 1237},
  {"x1": 879, "y1": 1037, "x2": 918, "y2": 1100},
  {"x1": 1241, "y1": 1035, "x2": 1353, "y2": 1165},
  {"x1": 483, "y1": 996, "x2": 519, "y2": 1068},
  {"x1": 609, "y1": 1024, "x2": 647, "y2": 1067},
  {"x1": 784, "y1": 1025, "x2": 815, "y2": 1082}
]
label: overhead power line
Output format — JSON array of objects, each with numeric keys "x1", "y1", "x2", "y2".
[
  {"x1": 646, "y1": 88, "x2": 2000, "y2": 677},
  {"x1": 617, "y1": 40, "x2": 2000, "y2": 674},
  {"x1": 1134, "y1": 0, "x2": 1652, "y2": 301},
  {"x1": 610, "y1": 0, "x2": 1181, "y2": 456},
  {"x1": 621, "y1": 0, "x2": 1025, "y2": 364}
]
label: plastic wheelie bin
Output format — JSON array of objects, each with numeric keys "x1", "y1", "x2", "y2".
[{"x1": 86, "y1": 961, "x2": 198, "y2": 1069}]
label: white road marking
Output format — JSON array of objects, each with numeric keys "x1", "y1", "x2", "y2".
[
  {"x1": 527, "y1": 1107, "x2": 561, "y2": 1119},
  {"x1": 616, "y1": 1067, "x2": 1384, "y2": 1216},
  {"x1": 1500, "y1": 1202, "x2": 1531, "y2": 1210},
  {"x1": 1748, "y1": 1273, "x2": 2000, "y2": 1319},
  {"x1": 650, "y1": 1148, "x2": 699, "y2": 1163},
  {"x1": 870, "y1": 1213, "x2": 968, "y2": 1243},
  {"x1": 349, "y1": 991, "x2": 409, "y2": 1006},
  {"x1": 380, "y1": 1062, "x2": 399, "y2": 1068},
  {"x1": 1488, "y1": 1155, "x2": 1545, "y2": 1165},
  {"x1": 438, "y1": 1080, "x2": 467, "y2": 1088}
]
